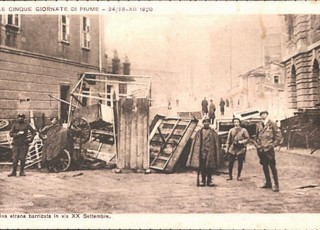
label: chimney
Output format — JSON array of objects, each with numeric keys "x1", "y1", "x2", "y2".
[
  {"x1": 123, "y1": 55, "x2": 131, "y2": 75},
  {"x1": 112, "y1": 50, "x2": 120, "y2": 74}
]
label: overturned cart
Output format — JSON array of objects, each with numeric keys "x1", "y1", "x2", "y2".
[{"x1": 67, "y1": 72, "x2": 152, "y2": 171}]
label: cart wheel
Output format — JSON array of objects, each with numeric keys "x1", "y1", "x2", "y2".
[
  {"x1": 53, "y1": 149, "x2": 71, "y2": 172},
  {"x1": 0, "y1": 119, "x2": 9, "y2": 130},
  {"x1": 70, "y1": 117, "x2": 91, "y2": 144}
]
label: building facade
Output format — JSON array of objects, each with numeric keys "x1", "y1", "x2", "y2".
[
  {"x1": 238, "y1": 62, "x2": 286, "y2": 119},
  {"x1": 225, "y1": 15, "x2": 287, "y2": 119},
  {"x1": 283, "y1": 15, "x2": 320, "y2": 110},
  {"x1": 0, "y1": 14, "x2": 103, "y2": 124}
]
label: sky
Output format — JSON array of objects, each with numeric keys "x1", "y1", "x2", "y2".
[{"x1": 103, "y1": 14, "x2": 282, "y2": 107}]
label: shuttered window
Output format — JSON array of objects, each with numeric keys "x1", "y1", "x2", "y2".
[
  {"x1": 81, "y1": 16, "x2": 90, "y2": 49},
  {"x1": 60, "y1": 15, "x2": 70, "y2": 43}
]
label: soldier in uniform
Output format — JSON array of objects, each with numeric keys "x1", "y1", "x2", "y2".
[
  {"x1": 255, "y1": 111, "x2": 282, "y2": 192},
  {"x1": 187, "y1": 115, "x2": 220, "y2": 187},
  {"x1": 225, "y1": 118, "x2": 250, "y2": 181},
  {"x1": 8, "y1": 113, "x2": 36, "y2": 177}
]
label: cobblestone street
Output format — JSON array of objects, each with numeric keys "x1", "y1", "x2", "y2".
[{"x1": 1, "y1": 147, "x2": 320, "y2": 214}]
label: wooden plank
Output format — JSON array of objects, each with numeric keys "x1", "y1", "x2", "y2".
[
  {"x1": 158, "y1": 156, "x2": 170, "y2": 161},
  {"x1": 160, "y1": 120, "x2": 191, "y2": 171},
  {"x1": 164, "y1": 120, "x2": 198, "y2": 172},
  {"x1": 117, "y1": 98, "x2": 125, "y2": 169},
  {"x1": 141, "y1": 99, "x2": 149, "y2": 170},
  {"x1": 136, "y1": 98, "x2": 145, "y2": 169},
  {"x1": 124, "y1": 111, "x2": 132, "y2": 169},
  {"x1": 136, "y1": 104, "x2": 143, "y2": 170},
  {"x1": 130, "y1": 104, "x2": 138, "y2": 169}
]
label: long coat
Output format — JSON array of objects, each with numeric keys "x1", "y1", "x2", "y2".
[
  {"x1": 40, "y1": 124, "x2": 73, "y2": 164},
  {"x1": 186, "y1": 127, "x2": 220, "y2": 170},
  {"x1": 208, "y1": 103, "x2": 216, "y2": 119},
  {"x1": 201, "y1": 100, "x2": 208, "y2": 113}
]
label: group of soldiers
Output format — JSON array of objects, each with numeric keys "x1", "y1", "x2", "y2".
[
  {"x1": 201, "y1": 97, "x2": 227, "y2": 125},
  {"x1": 187, "y1": 110, "x2": 282, "y2": 192},
  {"x1": 7, "y1": 109, "x2": 282, "y2": 193}
]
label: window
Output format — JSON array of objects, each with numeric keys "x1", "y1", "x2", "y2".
[
  {"x1": 273, "y1": 76, "x2": 280, "y2": 84},
  {"x1": 106, "y1": 85, "x2": 112, "y2": 107},
  {"x1": 2, "y1": 14, "x2": 20, "y2": 28},
  {"x1": 60, "y1": 15, "x2": 70, "y2": 43},
  {"x1": 119, "y1": 84, "x2": 127, "y2": 95},
  {"x1": 81, "y1": 16, "x2": 90, "y2": 49}
]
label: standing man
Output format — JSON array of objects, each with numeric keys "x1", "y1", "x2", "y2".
[
  {"x1": 187, "y1": 115, "x2": 220, "y2": 187},
  {"x1": 208, "y1": 100, "x2": 216, "y2": 125},
  {"x1": 225, "y1": 118, "x2": 250, "y2": 181},
  {"x1": 255, "y1": 111, "x2": 282, "y2": 192},
  {"x1": 201, "y1": 97, "x2": 208, "y2": 116},
  {"x1": 8, "y1": 113, "x2": 36, "y2": 177},
  {"x1": 219, "y1": 98, "x2": 226, "y2": 116},
  {"x1": 40, "y1": 117, "x2": 60, "y2": 172},
  {"x1": 226, "y1": 99, "x2": 229, "y2": 108}
]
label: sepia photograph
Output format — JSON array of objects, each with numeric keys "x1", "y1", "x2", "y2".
[{"x1": 0, "y1": 1, "x2": 320, "y2": 229}]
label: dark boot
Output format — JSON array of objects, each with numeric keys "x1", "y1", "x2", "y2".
[
  {"x1": 273, "y1": 180, "x2": 279, "y2": 192},
  {"x1": 261, "y1": 164, "x2": 272, "y2": 188},
  {"x1": 207, "y1": 173, "x2": 215, "y2": 187},
  {"x1": 237, "y1": 156, "x2": 244, "y2": 181},
  {"x1": 271, "y1": 165, "x2": 279, "y2": 192},
  {"x1": 200, "y1": 174, "x2": 206, "y2": 187},
  {"x1": 8, "y1": 162, "x2": 17, "y2": 177},
  {"x1": 19, "y1": 161, "x2": 26, "y2": 176},
  {"x1": 227, "y1": 156, "x2": 235, "y2": 181}
]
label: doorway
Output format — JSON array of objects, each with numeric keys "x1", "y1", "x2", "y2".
[{"x1": 60, "y1": 84, "x2": 70, "y2": 123}]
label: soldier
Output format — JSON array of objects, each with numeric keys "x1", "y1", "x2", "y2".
[
  {"x1": 219, "y1": 98, "x2": 225, "y2": 116},
  {"x1": 8, "y1": 113, "x2": 36, "y2": 177},
  {"x1": 255, "y1": 111, "x2": 282, "y2": 192},
  {"x1": 201, "y1": 97, "x2": 208, "y2": 116},
  {"x1": 187, "y1": 115, "x2": 220, "y2": 187},
  {"x1": 225, "y1": 118, "x2": 250, "y2": 181},
  {"x1": 208, "y1": 100, "x2": 216, "y2": 125},
  {"x1": 40, "y1": 117, "x2": 60, "y2": 172}
]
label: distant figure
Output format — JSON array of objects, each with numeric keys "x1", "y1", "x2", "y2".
[
  {"x1": 176, "y1": 98, "x2": 179, "y2": 107},
  {"x1": 219, "y1": 98, "x2": 226, "y2": 116},
  {"x1": 226, "y1": 99, "x2": 229, "y2": 108},
  {"x1": 230, "y1": 98, "x2": 234, "y2": 108},
  {"x1": 168, "y1": 99, "x2": 172, "y2": 110},
  {"x1": 187, "y1": 115, "x2": 220, "y2": 187},
  {"x1": 201, "y1": 97, "x2": 208, "y2": 116},
  {"x1": 208, "y1": 100, "x2": 216, "y2": 125},
  {"x1": 8, "y1": 114, "x2": 36, "y2": 177}
]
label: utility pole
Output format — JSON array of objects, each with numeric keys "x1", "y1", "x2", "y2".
[{"x1": 99, "y1": 14, "x2": 102, "y2": 73}]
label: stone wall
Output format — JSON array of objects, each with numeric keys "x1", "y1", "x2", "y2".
[{"x1": 283, "y1": 15, "x2": 320, "y2": 109}]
